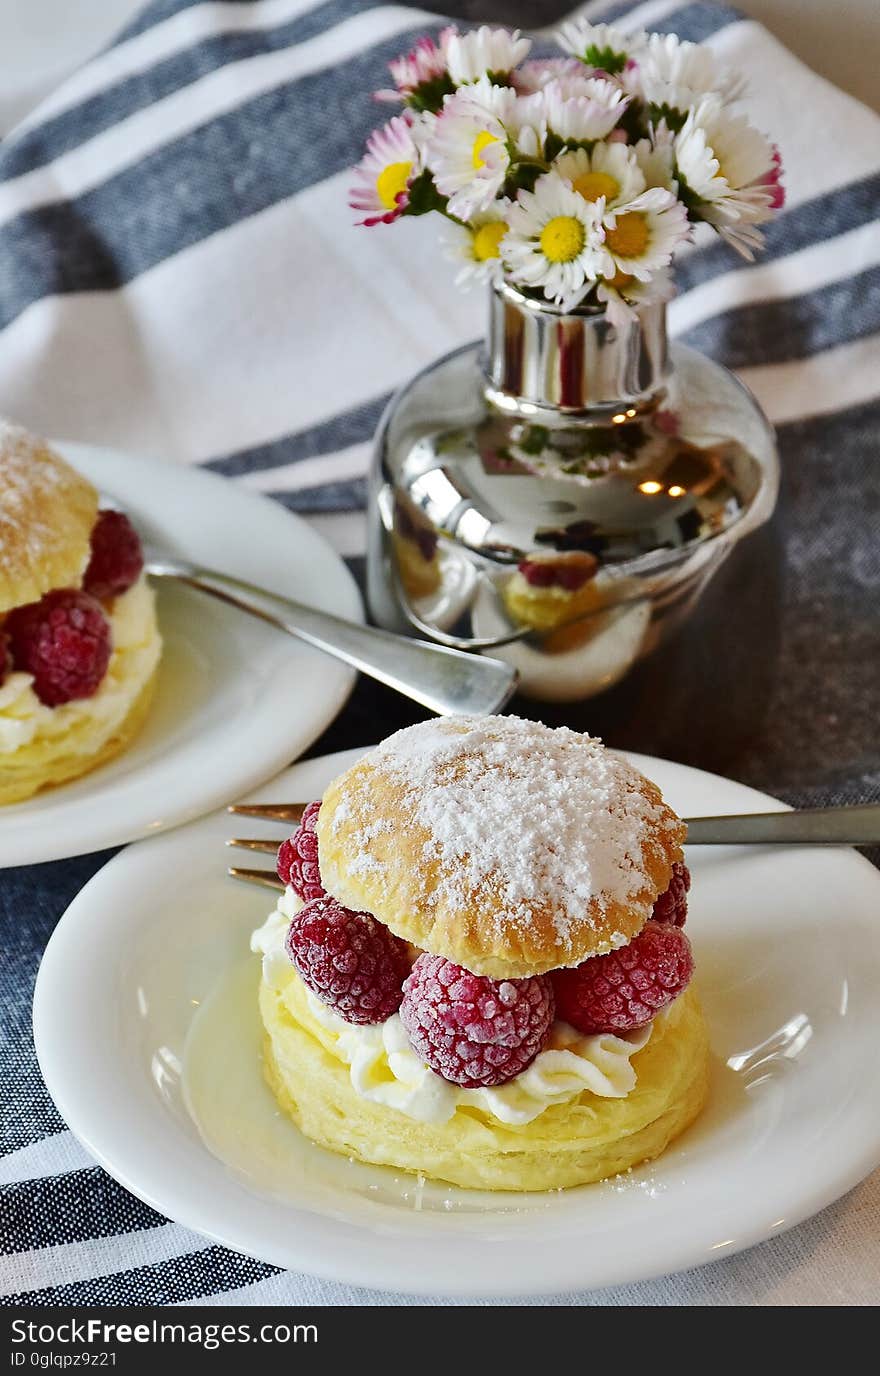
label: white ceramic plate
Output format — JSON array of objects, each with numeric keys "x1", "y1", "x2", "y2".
[
  {"x1": 0, "y1": 443, "x2": 361, "y2": 866},
  {"x1": 34, "y1": 747, "x2": 880, "y2": 1297}
]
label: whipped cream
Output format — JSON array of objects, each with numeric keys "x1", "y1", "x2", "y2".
[
  {"x1": 252, "y1": 894, "x2": 655, "y2": 1127},
  {"x1": 0, "y1": 576, "x2": 161, "y2": 755}
]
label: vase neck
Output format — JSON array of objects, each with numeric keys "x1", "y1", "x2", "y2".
[{"x1": 482, "y1": 283, "x2": 670, "y2": 417}]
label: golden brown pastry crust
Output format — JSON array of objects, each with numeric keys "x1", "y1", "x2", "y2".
[
  {"x1": 261, "y1": 979, "x2": 709, "y2": 1192},
  {"x1": 317, "y1": 717, "x2": 686, "y2": 979},
  {"x1": 0, "y1": 421, "x2": 98, "y2": 614}
]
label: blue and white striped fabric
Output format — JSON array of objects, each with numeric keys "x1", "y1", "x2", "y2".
[{"x1": 1, "y1": 0, "x2": 879, "y2": 1306}]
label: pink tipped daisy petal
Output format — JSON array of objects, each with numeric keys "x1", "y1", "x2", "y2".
[
  {"x1": 349, "y1": 115, "x2": 418, "y2": 226},
  {"x1": 383, "y1": 28, "x2": 456, "y2": 107}
]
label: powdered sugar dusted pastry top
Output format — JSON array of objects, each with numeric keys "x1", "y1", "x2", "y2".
[
  {"x1": 0, "y1": 421, "x2": 99, "y2": 614},
  {"x1": 317, "y1": 715, "x2": 686, "y2": 978}
]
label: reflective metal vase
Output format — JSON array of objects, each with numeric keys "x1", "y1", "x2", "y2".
[{"x1": 367, "y1": 281, "x2": 779, "y2": 702}]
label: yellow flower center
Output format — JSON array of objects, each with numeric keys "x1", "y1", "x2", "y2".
[
  {"x1": 607, "y1": 269, "x2": 634, "y2": 290},
  {"x1": 605, "y1": 212, "x2": 649, "y2": 260},
  {"x1": 540, "y1": 215, "x2": 585, "y2": 263},
  {"x1": 472, "y1": 129, "x2": 498, "y2": 169},
  {"x1": 572, "y1": 171, "x2": 620, "y2": 203},
  {"x1": 375, "y1": 160, "x2": 412, "y2": 211},
  {"x1": 472, "y1": 221, "x2": 506, "y2": 261}
]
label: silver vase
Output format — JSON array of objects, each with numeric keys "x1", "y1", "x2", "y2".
[{"x1": 367, "y1": 281, "x2": 779, "y2": 702}]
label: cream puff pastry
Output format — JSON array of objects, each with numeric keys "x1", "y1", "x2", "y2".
[
  {"x1": 254, "y1": 715, "x2": 708, "y2": 1191},
  {"x1": 0, "y1": 421, "x2": 161, "y2": 803}
]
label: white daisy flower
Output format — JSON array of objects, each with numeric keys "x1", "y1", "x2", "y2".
[
  {"x1": 349, "y1": 115, "x2": 419, "y2": 225},
  {"x1": 501, "y1": 169, "x2": 607, "y2": 309},
  {"x1": 597, "y1": 267, "x2": 675, "y2": 329},
  {"x1": 427, "y1": 87, "x2": 512, "y2": 219},
  {"x1": 441, "y1": 206, "x2": 509, "y2": 287},
  {"x1": 428, "y1": 81, "x2": 547, "y2": 216},
  {"x1": 446, "y1": 25, "x2": 531, "y2": 85},
  {"x1": 630, "y1": 33, "x2": 744, "y2": 120},
  {"x1": 599, "y1": 187, "x2": 691, "y2": 282},
  {"x1": 674, "y1": 97, "x2": 778, "y2": 256},
  {"x1": 460, "y1": 74, "x2": 546, "y2": 151},
  {"x1": 556, "y1": 19, "x2": 647, "y2": 76},
  {"x1": 542, "y1": 75, "x2": 629, "y2": 145},
  {"x1": 554, "y1": 143, "x2": 646, "y2": 214}
]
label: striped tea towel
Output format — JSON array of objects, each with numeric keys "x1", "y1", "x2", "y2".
[{"x1": 1, "y1": 0, "x2": 879, "y2": 1307}]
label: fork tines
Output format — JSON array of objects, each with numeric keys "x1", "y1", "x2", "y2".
[
  {"x1": 225, "y1": 837, "x2": 279, "y2": 855},
  {"x1": 227, "y1": 865, "x2": 285, "y2": 892},
  {"x1": 226, "y1": 802, "x2": 308, "y2": 822},
  {"x1": 226, "y1": 800, "x2": 309, "y2": 890}
]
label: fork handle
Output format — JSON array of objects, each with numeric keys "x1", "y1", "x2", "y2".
[
  {"x1": 685, "y1": 804, "x2": 880, "y2": 846},
  {"x1": 145, "y1": 558, "x2": 517, "y2": 718}
]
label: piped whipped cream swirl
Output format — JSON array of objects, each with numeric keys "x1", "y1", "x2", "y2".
[{"x1": 252, "y1": 891, "x2": 656, "y2": 1127}]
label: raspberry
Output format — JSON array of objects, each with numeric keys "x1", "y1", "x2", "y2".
[
  {"x1": 83, "y1": 510, "x2": 144, "y2": 600},
  {"x1": 518, "y1": 559, "x2": 556, "y2": 588},
  {"x1": 652, "y1": 861, "x2": 691, "y2": 927},
  {"x1": 552, "y1": 921, "x2": 694, "y2": 1035},
  {"x1": 0, "y1": 633, "x2": 10, "y2": 686},
  {"x1": 6, "y1": 590, "x2": 111, "y2": 706},
  {"x1": 518, "y1": 554, "x2": 597, "y2": 591},
  {"x1": 400, "y1": 954, "x2": 554, "y2": 1088},
  {"x1": 285, "y1": 896, "x2": 410, "y2": 1024},
  {"x1": 276, "y1": 800, "x2": 327, "y2": 901},
  {"x1": 556, "y1": 558, "x2": 596, "y2": 591}
]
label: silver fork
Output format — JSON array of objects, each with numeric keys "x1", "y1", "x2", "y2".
[
  {"x1": 224, "y1": 800, "x2": 880, "y2": 890},
  {"x1": 143, "y1": 547, "x2": 517, "y2": 717}
]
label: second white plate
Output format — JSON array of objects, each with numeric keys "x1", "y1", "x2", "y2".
[
  {"x1": 34, "y1": 748, "x2": 880, "y2": 1296},
  {"x1": 0, "y1": 443, "x2": 361, "y2": 865}
]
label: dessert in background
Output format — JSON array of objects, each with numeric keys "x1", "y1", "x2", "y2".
[
  {"x1": 0, "y1": 421, "x2": 161, "y2": 803},
  {"x1": 503, "y1": 550, "x2": 602, "y2": 633},
  {"x1": 253, "y1": 715, "x2": 708, "y2": 1191},
  {"x1": 392, "y1": 495, "x2": 442, "y2": 600}
]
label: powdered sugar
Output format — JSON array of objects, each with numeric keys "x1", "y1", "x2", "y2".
[
  {"x1": 0, "y1": 420, "x2": 95, "y2": 598},
  {"x1": 0, "y1": 423, "x2": 64, "y2": 570},
  {"x1": 346, "y1": 816, "x2": 394, "y2": 879},
  {"x1": 334, "y1": 716, "x2": 674, "y2": 946}
]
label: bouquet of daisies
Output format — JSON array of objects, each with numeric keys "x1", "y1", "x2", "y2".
[{"x1": 350, "y1": 20, "x2": 784, "y2": 323}]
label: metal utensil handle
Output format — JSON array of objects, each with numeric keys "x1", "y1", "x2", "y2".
[
  {"x1": 685, "y1": 804, "x2": 880, "y2": 846},
  {"x1": 145, "y1": 557, "x2": 517, "y2": 718}
]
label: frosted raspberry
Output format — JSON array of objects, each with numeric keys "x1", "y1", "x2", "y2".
[
  {"x1": 276, "y1": 800, "x2": 327, "y2": 901},
  {"x1": 285, "y1": 896, "x2": 410, "y2": 1024},
  {"x1": 652, "y1": 861, "x2": 690, "y2": 927},
  {"x1": 83, "y1": 510, "x2": 144, "y2": 600},
  {"x1": 552, "y1": 921, "x2": 694, "y2": 1035},
  {"x1": 6, "y1": 590, "x2": 111, "y2": 706},
  {"x1": 400, "y1": 954, "x2": 554, "y2": 1088}
]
